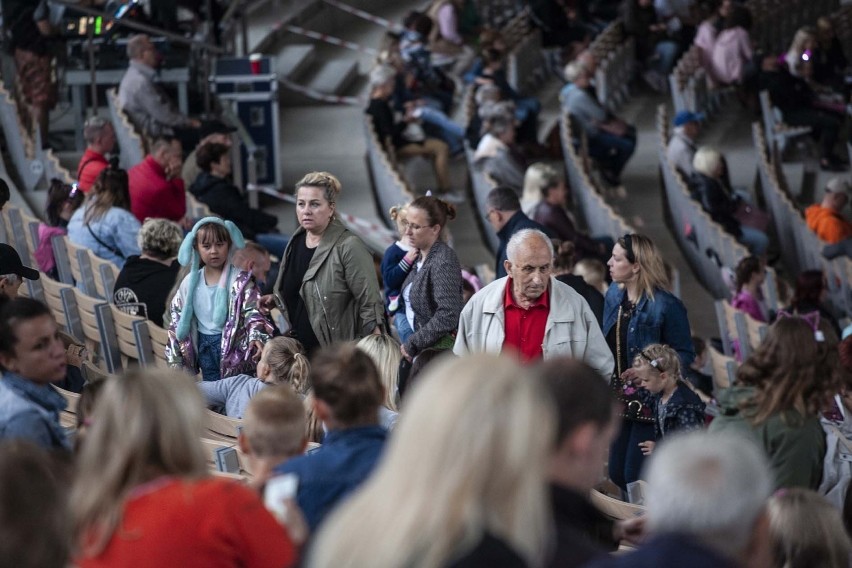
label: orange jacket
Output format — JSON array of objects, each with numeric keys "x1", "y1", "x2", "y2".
[{"x1": 805, "y1": 204, "x2": 852, "y2": 244}]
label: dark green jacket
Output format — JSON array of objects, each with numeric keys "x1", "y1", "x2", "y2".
[
  {"x1": 709, "y1": 385, "x2": 825, "y2": 490},
  {"x1": 273, "y1": 218, "x2": 384, "y2": 346}
]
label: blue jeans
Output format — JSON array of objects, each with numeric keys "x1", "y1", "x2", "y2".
[
  {"x1": 588, "y1": 126, "x2": 637, "y2": 179},
  {"x1": 419, "y1": 106, "x2": 465, "y2": 156},
  {"x1": 394, "y1": 312, "x2": 414, "y2": 344},
  {"x1": 609, "y1": 419, "x2": 655, "y2": 491},
  {"x1": 652, "y1": 40, "x2": 680, "y2": 76},
  {"x1": 738, "y1": 226, "x2": 770, "y2": 257},
  {"x1": 198, "y1": 332, "x2": 223, "y2": 382}
]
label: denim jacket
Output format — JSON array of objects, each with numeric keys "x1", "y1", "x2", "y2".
[
  {"x1": 603, "y1": 283, "x2": 695, "y2": 370},
  {"x1": 67, "y1": 204, "x2": 142, "y2": 269},
  {"x1": 0, "y1": 372, "x2": 70, "y2": 451}
]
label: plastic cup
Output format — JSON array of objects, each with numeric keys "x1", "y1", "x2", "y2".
[{"x1": 249, "y1": 53, "x2": 262, "y2": 75}]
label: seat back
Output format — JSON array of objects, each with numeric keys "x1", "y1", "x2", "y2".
[
  {"x1": 204, "y1": 409, "x2": 243, "y2": 442},
  {"x1": 86, "y1": 250, "x2": 118, "y2": 301},
  {"x1": 133, "y1": 319, "x2": 171, "y2": 368},
  {"x1": 40, "y1": 275, "x2": 79, "y2": 338},
  {"x1": 97, "y1": 304, "x2": 144, "y2": 373},
  {"x1": 70, "y1": 288, "x2": 108, "y2": 367},
  {"x1": 708, "y1": 346, "x2": 738, "y2": 391},
  {"x1": 106, "y1": 88, "x2": 147, "y2": 169},
  {"x1": 63, "y1": 236, "x2": 97, "y2": 297}
]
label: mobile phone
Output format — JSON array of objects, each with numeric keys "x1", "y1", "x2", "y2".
[{"x1": 264, "y1": 474, "x2": 299, "y2": 520}]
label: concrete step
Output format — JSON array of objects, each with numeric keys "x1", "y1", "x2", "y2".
[
  {"x1": 305, "y1": 59, "x2": 359, "y2": 96},
  {"x1": 276, "y1": 44, "x2": 317, "y2": 80}
]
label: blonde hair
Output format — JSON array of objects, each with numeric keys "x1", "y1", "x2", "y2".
[
  {"x1": 138, "y1": 218, "x2": 183, "y2": 259},
  {"x1": 522, "y1": 162, "x2": 560, "y2": 207},
  {"x1": 693, "y1": 146, "x2": 722, "y2": 178},
  {"x1": 617, "y1": 233, "x2": 670, "y2": 299},
  {"x1": 389, "y1": 203, "x2": 410, "y2": 236},
  {"x1": 295, "y1": 171, "x2": 341, "y2": 204},
  {"x1": 263, "y1": 336, "x2": 311, "y2": 394},
  {"x1": 242, "y1": 385, "x2": 306, "y2": 459},
  {"x1": 768, "y1": 488, "x2": 852, "y2": 568},
  {"x1": 633, "y1": 343, "x2": 682, "y2": 379},
  {"x1": 71, "y1": 369, "x2": 207, "y2": 556},
  {"x1": 356, "y1": 334, "x2": 402, "y2": 411},
  {"x1": 307, "y1": 354, "x2": 555, "y2": 568}
]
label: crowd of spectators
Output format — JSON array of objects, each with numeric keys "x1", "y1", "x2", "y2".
[{"x1": 2, "y1": 0, "x2": 852, "y2": 567}]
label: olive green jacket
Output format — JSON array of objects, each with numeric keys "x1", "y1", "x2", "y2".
[{"x1": 273, "y1": 218, "x2": 385, "y2": 346}]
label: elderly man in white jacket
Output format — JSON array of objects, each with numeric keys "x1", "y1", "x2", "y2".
[{"x1": 454, "y1": 229, "x2": 613, "y2": 379}]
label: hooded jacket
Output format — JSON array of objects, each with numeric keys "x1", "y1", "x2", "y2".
[
  {"x1": 113, "y1": 255, "x2": 180, "y2": 327},
  {"x1": 189, "y1": 172, "x2": 278, "y2": 240},
  {"x1": 709, "y1": 385, "x2": 826, "y2": 489},
  {"x1": 273, "y1": 218, "x2": 385, "y2": 347},
  {"x1": 805, "y1": 204, "x2": 852, "y2": 244}
]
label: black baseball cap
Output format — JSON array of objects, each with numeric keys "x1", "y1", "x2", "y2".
[{"x1": 0, "y1": 244, "x2": 39, "y2": 280}]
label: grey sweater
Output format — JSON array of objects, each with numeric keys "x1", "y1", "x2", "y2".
[{"x1": 197, "y1": 374, "x2": 267, "y2": 419}]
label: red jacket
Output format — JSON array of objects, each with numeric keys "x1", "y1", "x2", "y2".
[
  {"x1": 128, "y1": 156, "x2": 186, "y2": 222},
  {"x1": 76, "y1": 149, "x2": 109, "y2": 193}
]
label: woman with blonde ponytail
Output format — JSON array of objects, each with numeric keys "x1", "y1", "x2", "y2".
[{"x1": 198, "y1": 336, "x2": 310, "y2": 419}]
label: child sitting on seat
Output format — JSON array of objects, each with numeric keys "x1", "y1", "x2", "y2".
[
  {"x1": 166, "y1": 217, "x2": 272, "y2": 381},
  {"x1": 198, "y1": 336, "x2": 309, "y2": 419}
]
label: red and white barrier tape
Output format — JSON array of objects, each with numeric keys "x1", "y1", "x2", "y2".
[
  {"x1": 285, "y1": 25, "x2": 379, "y2": 56},
  {"x1": 278, "y1": 75, "x2": 364, "y2": 105},
  {"x1": 321, "y1": 0, "x2": 402, "y2": 32}
]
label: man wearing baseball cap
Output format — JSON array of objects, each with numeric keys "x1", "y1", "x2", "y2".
[
  {"x1": 805, "y1": 177, "x2": 852, "y2": 244},
  {"x1": 666, "y1": 110, "x2": 704, "y2": 179},
  {"x1": 0, "y1": 244, "x2": 39, "y2": 301}
]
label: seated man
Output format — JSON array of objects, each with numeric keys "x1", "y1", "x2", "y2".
[
  {"x1": 806, "y1": 177, "x2": 852, "y2": 244},
  {"x1": 113, "y1": 218, "x2": 182, "y2": 328},
  {"x1": 189, "y1": 143, "x2": 287, "y2": 258},
  {"x1": 128, "y1": 137, "x2": 188, "y2": 225},
  {"x1": 587, "y1": 431, "x2": 773, "y2": 568},
  {"x1": 486, "y1": 186, "x2": 552, "y2": 279},
  {"x1": 0, "y1": 298, "x2": 71, "y2": 451},
  {"x1": 562, "y1": 58, "x2": 636, "y2": 187},
  {"x1": 181, "y1": 121, "x2": 235, "y2": 189},
  {"x1": 0, "y1": 244, "x2": 39, "y2": 303},
  {"x1": 77, "y1": 116, "x2": 117, "y2": 193},
  {"x1": 666, "y1": 110, "x2": 702, "y2": 179},
  {"x1": 272, "y1": 344, "x2": 387, "y2": 531},
  {"x1": 117, "y1": 34, "x2": 200, "y2": 146},
  {"x1": 366, "y1": 65, "x2": 453, "y2": 199},
  {"x1": 473, "y1": 112, "x2": 527, "y2": 190},
  {"x1": 539, "y1": 358, "x2": 641, "y2": 568},
  {"x1": 454, "y1": 228, "x2": 613, "y2": 378}
]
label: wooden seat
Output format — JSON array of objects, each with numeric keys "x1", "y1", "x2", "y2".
[
  {"x1": 708, "y1": 346, "x2": 738, "y2": 391},
  {"x1": 70, "y1": 288, "x2": 108, "y2": 369},
  {"x1": 63, "y1": 236, "x2": 97, "y2": 297},
  {"x1": 85, "y1": 250, "x2": 118, "y2": 301},
  {"x1": 590, "y1": 489, "x2": 645, "y2": 520},
  {"x1": 97, "y1": 304, "x2": 144, "y2": 373},
  {"x1": 40, "y1": 274, "x2": 78, "y2": 338},
  {"x1": 186, "y1": 193, "x2": 214, "y2": 219},
  {"x1": 205, "y1": 409, "x2": 243, "y2": 442},
  {"x1": 134, "y1": 319, "x2": 171, "y2": 368}
]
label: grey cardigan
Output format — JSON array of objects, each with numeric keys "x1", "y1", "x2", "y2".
[{"x1": 401, "y1": 240, "x2": 464, "y2": 356}]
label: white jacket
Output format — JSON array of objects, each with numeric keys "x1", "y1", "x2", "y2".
[{"x1": 454, "y1": 277, "x2": 614, "y2": 379}]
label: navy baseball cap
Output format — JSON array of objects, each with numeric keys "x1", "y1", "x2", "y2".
[{"x1": 673, "y1": 110, "x2": 705, "y2": 127}]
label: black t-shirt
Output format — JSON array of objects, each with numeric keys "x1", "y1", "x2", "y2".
[
  {"x1": 605, "y1": 294, "x2": 634, "y2": 378},
  {"x1": 113, "y1": 256, "x2": 180, "y2": 328},
  {"x1": 3, "y1": 0, "x2": 48, "y2": 54},
  {"x1": 280, "y1": 232, "x2": 320, "y2": 354}
]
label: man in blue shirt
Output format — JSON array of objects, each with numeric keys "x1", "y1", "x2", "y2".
[
  {"x1": 0, "y1": 298, "x2": 70, "y2": 451},
  {"x1": 272, "y1": 344, "x2": 387, "y2": 531},
  {"x1": 486, "y1": 186, "x2": 553, "y2": 279}
]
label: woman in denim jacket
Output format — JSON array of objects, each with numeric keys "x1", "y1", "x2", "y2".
[{"x1": 603, "y1": 234, "x2": 695, "y2": 492}]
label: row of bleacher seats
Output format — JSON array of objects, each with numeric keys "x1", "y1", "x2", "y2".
[
  {"x1": 588, "y1": 21, "x2": 635, "y2": 112},
  {"x1": 656, "y1": 104, "x2": 780, "y2": 304},
  {"x1": 363, "y1": 116, "x2": 416, "y2": 229},
  {"x1": 752, "y1": 122, "x2": 852, "y2": 317},
  {"x1": 0, "y1": 76, "x2": 73, "y2": 190},
  {"x1": 106, "y1": 88, "x2": 148, "y2": 170},
  {"x1": 668, "y1": 0, "x2": 839, "y2": 118}
]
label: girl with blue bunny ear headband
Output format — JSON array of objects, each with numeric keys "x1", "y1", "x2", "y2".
[{"x1": 166, "y1": 217, "x2": 272, "y2": 381}]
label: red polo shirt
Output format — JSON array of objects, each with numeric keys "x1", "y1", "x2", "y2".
[
  {"x1": 76, "y1": 149, "x2": 109, "y2": 193},
  {"x1": 503, "y1": 278, "x2": 550, "y2": 361}
]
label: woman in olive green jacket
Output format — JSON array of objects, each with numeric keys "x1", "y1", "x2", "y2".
[{"x1": 266, "y1": 172, "x2": 384, "y2": 354}]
